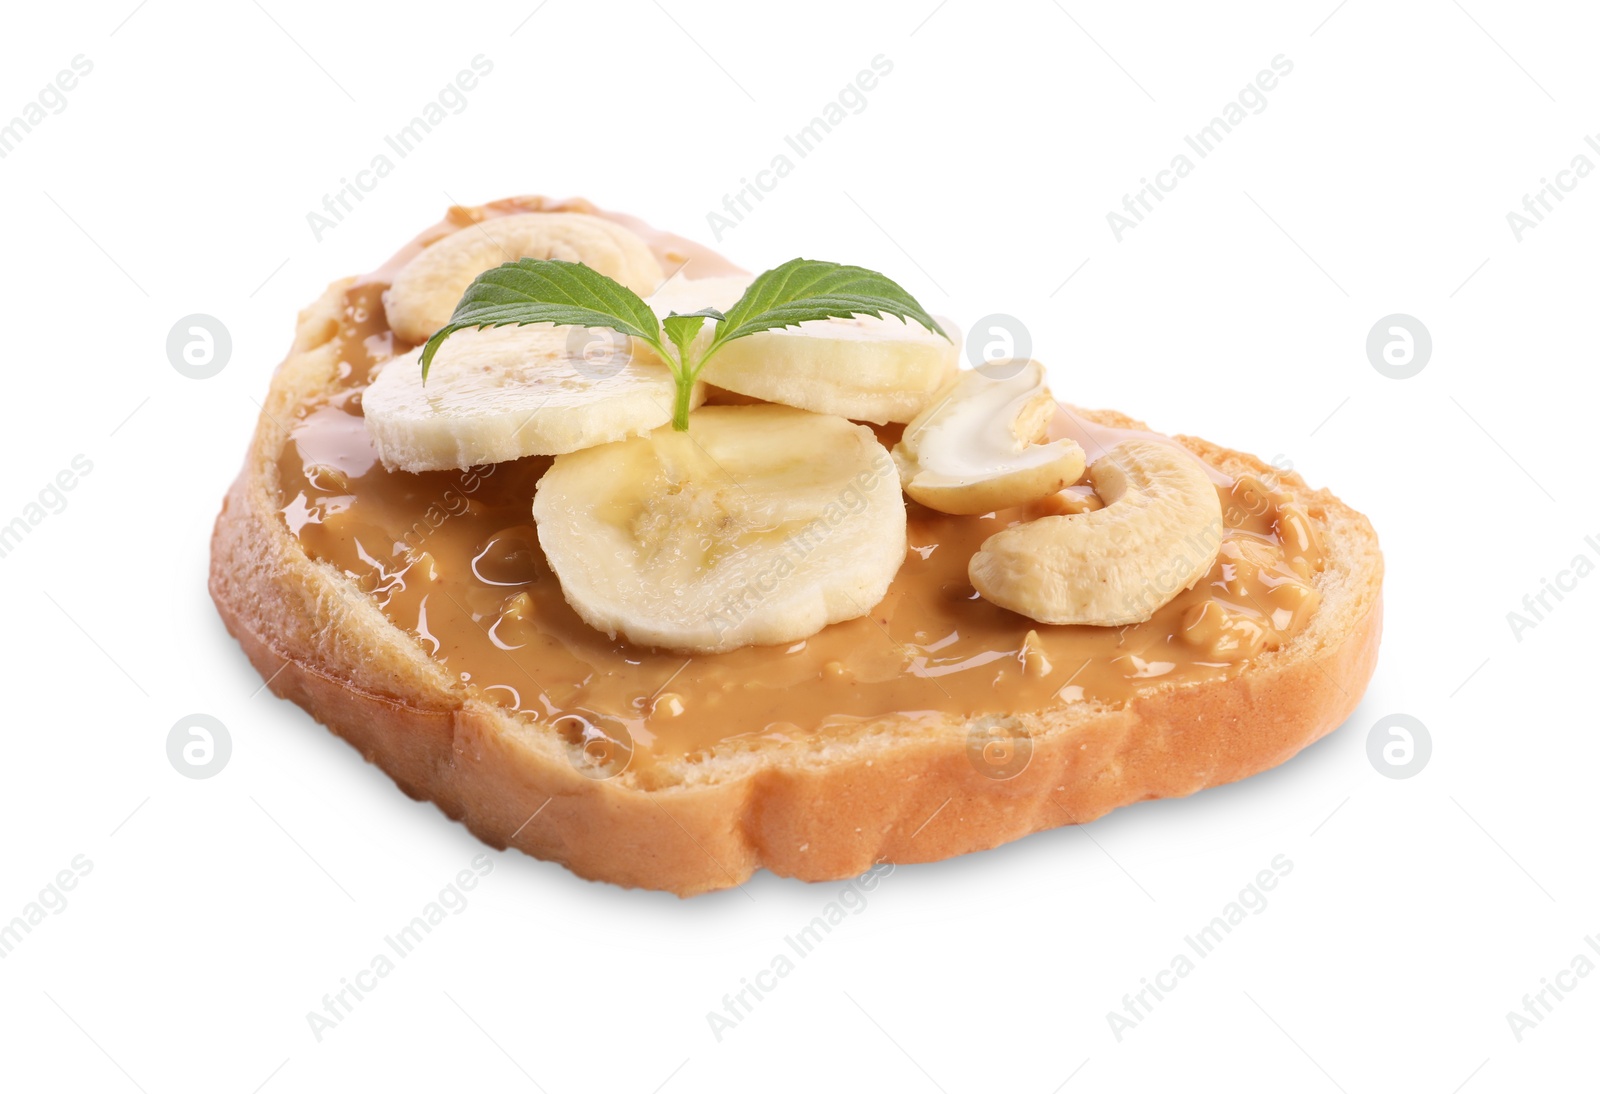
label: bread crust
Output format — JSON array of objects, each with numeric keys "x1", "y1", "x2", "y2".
[{"x1": 209, "y1": 278, "x2": 1383, "y2": 896}]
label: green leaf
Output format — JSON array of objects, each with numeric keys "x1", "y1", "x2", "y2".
[
  {"x1": 413, "y1": 255, "x2": 948, "y2": 436},
  {"x1": 419, "y1": 258, "x2": 665, "y2": 381},
  {"x1": 661, "y1": 309, "x2": 722, "y2": 361},
  {"x1": 707, "y1": 257, "x2": 948, "y2": 355}
]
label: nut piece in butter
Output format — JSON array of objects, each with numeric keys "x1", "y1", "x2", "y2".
[
  {"x1": 1180, "y1": 601, "x2": 1268, "y2": 661},
  {"x1": 1275, "y1": 503, "x2": 1321, "y2": 568},
  {"x1": 1018, "y1": 629, "x2": 1053, "y2": 678},
  {"x1": 1266, "y1": 578, "x2": 1320, "y2": 634}
]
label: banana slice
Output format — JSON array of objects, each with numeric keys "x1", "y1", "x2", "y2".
[
  {"x1": 892, "y1": 359, "x2": 1086, "y2": 515},
  {"x1": 969, "y1": 440, "x2": 1223, "y2": 626},
  {"x1": 534, "y1": 405, "x2": 907, "y2": 653},
  {"x1": 363, "y1": 325, "x2": 699, "y2": 472},
  {"x1": 645, "y1": 275, "x2": 959, "y2": 424},
  {"x1": 385, "y1": 212, "x2": 664, "y2": 344}
]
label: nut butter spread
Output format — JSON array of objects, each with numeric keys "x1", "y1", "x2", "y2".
[{"x1": 275, "y1": 199, "x2": 1325, "y2": 769}]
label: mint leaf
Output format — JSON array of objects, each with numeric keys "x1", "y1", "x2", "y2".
[
  {"x1": 419, "y1": 258, "x2": 667, "y2": 381},
  {"x1": 707, "y1": 258, "x2": 947, "y2": 353},
  {"x1": 661, "y1": 309, "x2": 722, "y2": 357},
  {"x1": 414, "y1": 255, "x2": 946, "y2": 435}
]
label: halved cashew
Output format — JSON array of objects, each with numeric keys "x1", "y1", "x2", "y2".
[
  {"x1": 892, "y1": 359, "x2": 1086, "y2": 515},
  {"x1": 384, "y1": 212, "x2": 664, "y2": 344},
  {"x1": 968, "y1": 440, "x2": 1223, "y2": 626}
]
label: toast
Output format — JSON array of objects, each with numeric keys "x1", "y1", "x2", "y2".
[{"x1": 209, "y1": 199, "x2": 1383, "y2": 896}]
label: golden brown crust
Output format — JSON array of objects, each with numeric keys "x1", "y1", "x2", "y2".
[{"x1": 209, "y1": 280, "x2": 1384, "y2": 896}]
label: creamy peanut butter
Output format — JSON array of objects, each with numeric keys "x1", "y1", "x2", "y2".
[{"x1": 276, "y1": 200, "x2": 1324, "y2": 772}]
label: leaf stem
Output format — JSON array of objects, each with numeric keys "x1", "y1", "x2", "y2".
[
  {"x1": 666, "y1": 337, "x2": 702, "y2": 431},
  {"x1": 671, "y1": 368, "x2": 695, "y2": 431}
]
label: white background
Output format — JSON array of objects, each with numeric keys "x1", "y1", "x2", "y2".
[{"x1": 1, "y1": 1, "x2": 1595, "y2": 1090}]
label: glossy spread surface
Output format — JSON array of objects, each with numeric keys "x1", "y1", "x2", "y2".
[{"x1": 275, "y1": 199, "x2": 1325, "y2": 770}]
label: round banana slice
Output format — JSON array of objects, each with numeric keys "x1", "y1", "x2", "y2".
[
  {"x1": 892, "y1": 359, "x2": 1086, "y2": 515},
  {"x1": 969, "y1": 440, "x2": 1223, "y2": 626},
  {"x1": 534, "y1": 405, "x2": 907, "y2": 654},
  {"x1": 385, "y1": 212, "x2": 665, "y2": 344},
  {"x1": 363, "y1": 325, "x2": 700, "y2": 472},
  {"x1": 645, "y1": 275, "x2": 959, "y2": 425}
]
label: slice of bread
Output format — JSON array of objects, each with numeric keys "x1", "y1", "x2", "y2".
[{"x1": 210, "y1": 277, "x2": 1382, "y2": 897}]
